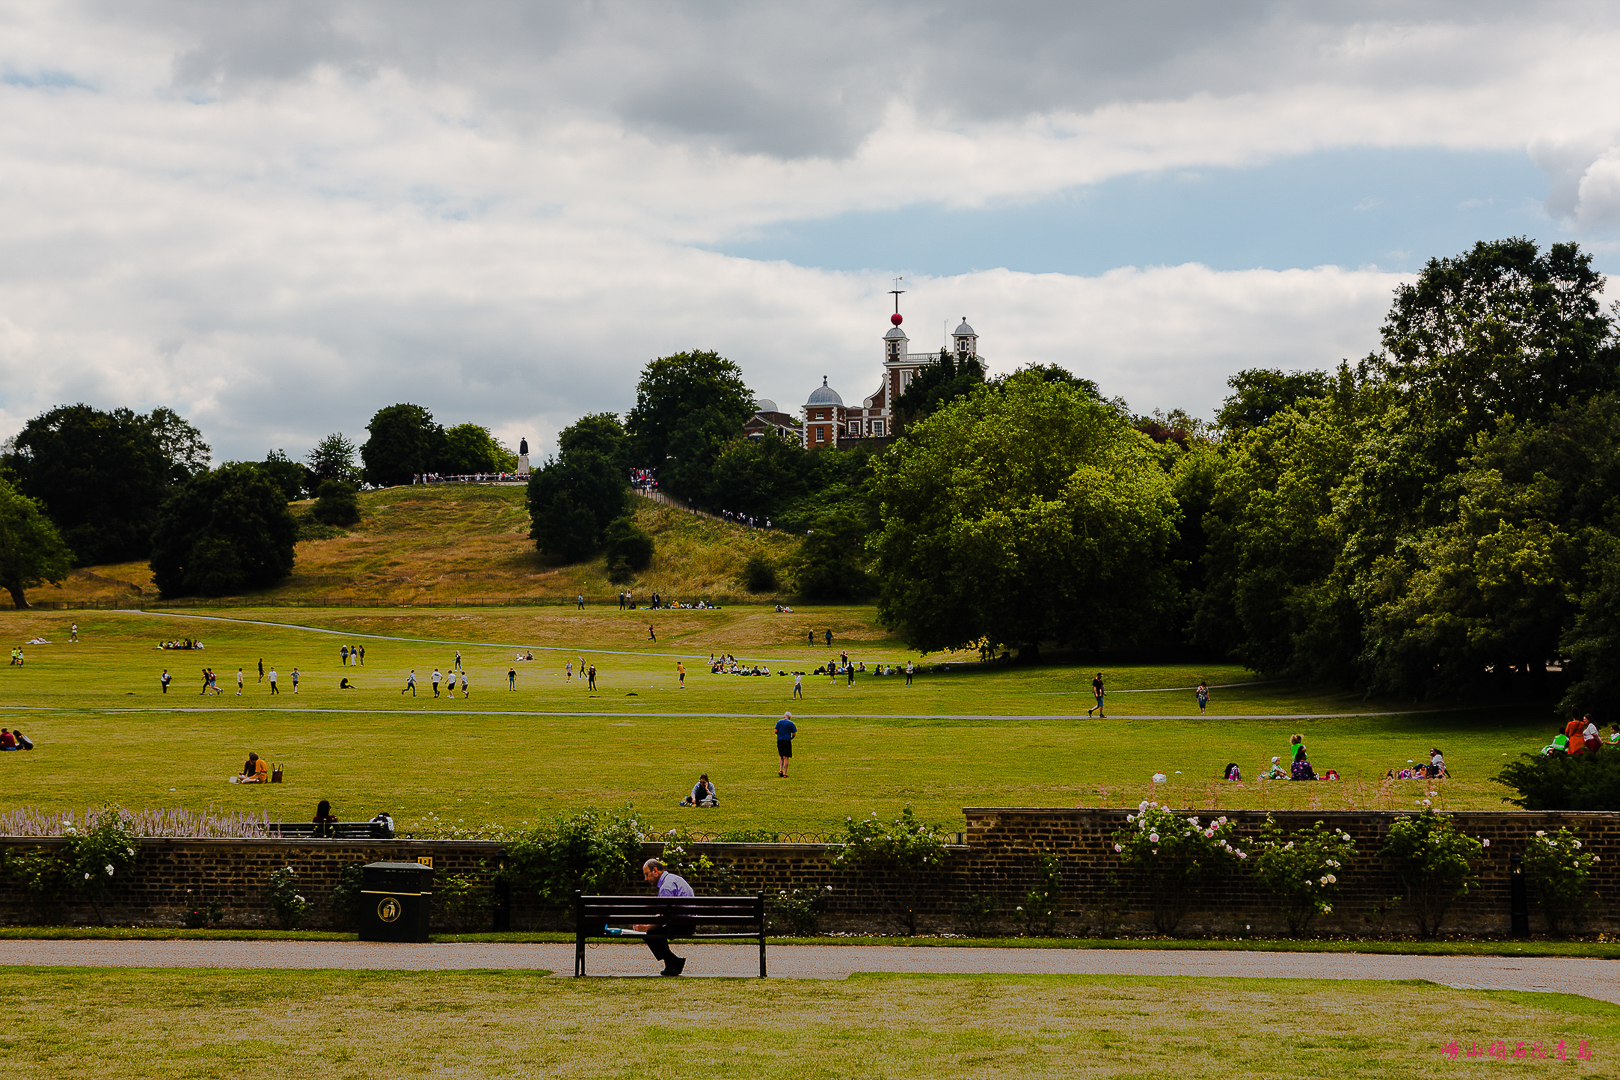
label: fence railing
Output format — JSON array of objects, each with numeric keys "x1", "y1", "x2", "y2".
[{"x1": 0, "y1": 594, "x2": 773, "y2": 612}]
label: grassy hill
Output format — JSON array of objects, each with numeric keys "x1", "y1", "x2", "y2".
[{"x1": 35, "y1": 485, "x2": 804, "y2": 607}]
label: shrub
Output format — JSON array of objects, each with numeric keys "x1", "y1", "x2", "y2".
[
  {"x1": 311, "y1": 479, "x2": 362, "y2": 527},
  {"x1": 183, "y1": 890, "x2": 225, "y2": 929},
  {"x1": 500, "y1": 806, "x2": 648, "y2": 912},
  {"x1": 1379, "y1": 810, "x2": 1486, "y2": 937},
  {"x1": 62, "y1": 807, "x2": 141, "y2": 925},
  {"x1": 1113, "y1": 802, "x2": 1246, "y2": 934},
  {"x1": 833, "y1": 807, "x2": 948, "y2": 935},
  {"x1": 1522, "y1": 827, "x2": 1601, "y2": 936},
  {"x1": 436, "y1": 871, "x2": 493, "y2": 933},
  {"x1": 603, "y1": 516, "x2": 655, "y2": 573},
  {"x1": 771, "y1": 886, "x2": 833, "y2": 936},
  {"x1": 266, "y1": 865, "x2": 311, "y2": 929},
  {"x1": 1494, "y1": 752, "x2": 1620, "y2": 811},
  {"x1": 958, "y1": 893, "x2": 1002, "y2": 937},
  {"x1": 1015, "y1": 850, "x2": 1063, "y2": 937},
  {"x1": 1249, "y1": 817, "x2": 1358, "y2": 935},
  {"x1": 328, "y1": 863, "x2": 366, "y2": 930},
  {"x1": 741, "y1": 555, "x2": 780, "y2": 593}
]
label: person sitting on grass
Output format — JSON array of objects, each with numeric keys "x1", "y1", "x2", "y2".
[
  {"x1": 1541, "y1": 729, "x2": 1570, "y2": 756},
  {"x1": 232, "y1": 752, "x2": 268, "y2": 784},
  {"x1": 339, "y1": 678, "x2": 357, "y2": 689},
  {"x1": 679, "y1": 774, "x2": 718, "y2": 807},
  {"x1": 0, "y1": 728, "x2": 17, "y2": 750},
  {"x1": 1261, "y1": 756, "x2": 1288, "y2": 780},
  {"x1": 1428, "y1": 747, "x2": 1449, "y2": 778},
  {"x1": 1289, "y1": 734, "x2": 1316, "y2": 780}
]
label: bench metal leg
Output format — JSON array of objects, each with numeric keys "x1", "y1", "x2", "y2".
[{"x1": 575, "y1": 934, "x2": 585, "y2": 977}]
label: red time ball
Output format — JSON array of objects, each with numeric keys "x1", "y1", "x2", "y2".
[{"x1": 891, "y1": 313, "x2": 903, "y2": 325}]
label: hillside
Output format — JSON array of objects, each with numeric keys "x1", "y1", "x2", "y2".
[{"x1": 33, "y1": 485, "x2": 804, "y2": 606}]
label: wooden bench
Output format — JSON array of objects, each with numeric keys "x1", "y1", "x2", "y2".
[
  {"x1": 574, "y1": 892, "x2": 767, "y2": 977},
  {"x1": 269, "y1": 821, "x2": 394, "y2": 840}
]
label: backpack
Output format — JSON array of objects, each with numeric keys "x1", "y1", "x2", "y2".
[
  {"x1": 1224, "y1": 763, "x2": 1241, "y2": 780},
  {"x1": 17, "y1": 733, "x2": 33, "y2": 750}
]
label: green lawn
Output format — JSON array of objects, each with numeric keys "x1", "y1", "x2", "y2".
[
  {"x1": 1, "y1": 969, "x2": 1613, "y2": 1079},
  {"x1": 0, "y1": 607, "x2": 1558, "y2": 834}
]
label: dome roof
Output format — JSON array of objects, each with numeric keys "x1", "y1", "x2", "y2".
[
  {"x1": 884, "y1": 326, "x2": 907, "y2": 340},
  {"x1": 807, "y1": 376, "x2": 844, "y2": 406},
  {"x1": 755, "y1": 397, "x2": 779, "y2": 414},
  {"x1": 954, "y1": 318, "x2": 976, "y2": 336}
]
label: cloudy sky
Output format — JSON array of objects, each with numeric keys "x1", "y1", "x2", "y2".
[{"x1": 3, "y1": 1, "x2": 1619, "y2": 462}]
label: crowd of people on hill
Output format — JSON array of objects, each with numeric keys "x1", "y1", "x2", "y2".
[
  {"x1": 717, "y1": 509, "x2": 772, "y2": 529},
  {"x1": 160, "y1": 638, "x2": 203, "y2": 649},
  {"x1": 411, "y1": 472, "x2": 523, "y2": 484}
]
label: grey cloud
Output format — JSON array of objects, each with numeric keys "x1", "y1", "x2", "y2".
[{"x1": 96, "y1": 0, "x2": 1598, "y2": 160}]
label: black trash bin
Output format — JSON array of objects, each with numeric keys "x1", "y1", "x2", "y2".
[{"x1": 359, "y1": 861, "x2": 433, "y2": 942}]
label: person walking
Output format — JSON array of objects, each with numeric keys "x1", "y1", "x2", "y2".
[
  {"x1": 677, "y1": 661, "x2": 685, "y2": 688},
  {"x1": 587, "y1": 664, "x2": 597, "y2": 690},
  {"x1": 648, "y1": 625, "x2": 657, "y2": 644},
  {"x1": 632, "y1": 859, "x2": 694, "y2": 977},
  {"x1": 1196, "y1": 681, "x2": 1209, "y2": 714},
  {"x1": 431, "y1": 669, "x2": 442, "y2": 697},
  {"x1": 846, "y1": 662, "x2": 855, "y2": 687},
  {"x1": 341, "y1": 645, "x2": 349, "y2": 667},
  {"x1": 258, "y1": 659, "x2": 264, "y2": 683},
  {"x1": 460, "y1": 670, "x2": 468, "y2": 698},
  {"x1": 508, "y1": 665, "x2": 517, "y2": 690},
  {"x1": 453, "y1": 651, "x2": 463, "y2": 672},
  {"x1": 807, "y1": 629, "x2": 814, "y2": 646},
  {"x1": 268, "y1": 667, "x2": 279, "y2": 695},
  {"x1": 160, "y1": 669, "x2": 171, "y2": 694},
  {"x1": 1087, "y1": 672, "x2": 1105, "y2": 718},
  {"x1": 566, "y1": 661, "x2": 572, "y2": 682},
  {"x1": 577, "y1": 593, "x2": 585, "y2": 610},
  {"x1": 291, "y1": 668, "x2": 300, "y2": 694},
  {"x1": 236, "y1": 668, "x2": 244, "y2": 696},
  {"x1": 905, "y1": 660, "x2": 914, "y2": 686},
  {"x1": 824, "y1": 629, "x2": 833, "y2": 648},
  {"x1": 775, "y1": 712, "x2": 797, "y2": 776},
  {"x1": 792, "y1": 671, "x2": 803, "y2": 699},
  {"x1": 403, "y1": 670, "x2": 417, "y2": 696},
  {"x1": 70, "y1": 622, "x2": 78, "y2": 643}
]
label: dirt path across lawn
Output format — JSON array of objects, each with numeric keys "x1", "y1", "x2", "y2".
[{"x1": 1, "y1": 940, "x2": 1616, "y2": 1002}]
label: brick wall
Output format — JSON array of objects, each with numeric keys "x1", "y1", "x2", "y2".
[{"x1": 3, "y1": 808, "x2": 1617, "y2": 936}]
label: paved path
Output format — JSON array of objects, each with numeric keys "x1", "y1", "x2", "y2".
[{"x1": 2, "y1": 941, "x2": 1616, "y2": 1002}]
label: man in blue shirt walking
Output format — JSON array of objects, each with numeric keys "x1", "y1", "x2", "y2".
[
  {"x1": 776, "y1": 711, "x2": 797, "y2": 777},
  {"x1": 634, "y1": 859, "x2": 694, "y2": 976}
]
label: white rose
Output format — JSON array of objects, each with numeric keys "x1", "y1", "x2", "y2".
[{"x1": 1148, "y1": 833, "x2": 1159, "y2": 843}]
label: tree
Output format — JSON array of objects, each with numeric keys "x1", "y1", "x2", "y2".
[
  {"x1": 869, "y1": 372, "x2": 1180, "y2": 656},
  {"x1": 441, "y1": 423, "x2": 517, "y2": 475},
  {"x1": 893, "y1": 348, "x2": 985, "y2": 431},
  {"x1": 306, "y1": 433, "x2": 360, "y2": 487},
  {"x1": 311, "y1": 479, "x2": 362, "y2": 527},
  {"x1": 1216, "y1": 368, "x2": 1331, "y2": 434},
  {"x1": 603, "y1": 515, "x2": 654, "y2": 582},
  {"x1": 150, "y1": 463, "x2": 299, "y2": 597},
  {"x1": 258, "y1": 450, "x2": 307, "y2": 501},
  {"x1": 527, "y1": 450, "x2": 626, "y2": 563},
  {"x1": 0, "y1": 477, "x2": 73, "y2": 609},
  {"x1": 625, "y1": 351, "x2": 754, "y2": 496},
  {"x1": 2, "y1": 404, "x2": 209, "y2": 566},
  {"x1": 360, "y1": 404, "x2": 445, "y2": 488},
  {"x1": 793, "y1": 510, "x2": 871, "y2": 601},
  {"x1": 558, "y1": 413, "x2": 631, "y2": 475},
  {"x1": 705, "y1": 435, "x2": 808, "y2": 519}
]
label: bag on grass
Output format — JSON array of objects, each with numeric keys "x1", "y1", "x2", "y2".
[{"x1": 271, "y1": 764, "x2": 284, "y2": 784}]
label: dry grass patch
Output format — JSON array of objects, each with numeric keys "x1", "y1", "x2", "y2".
[{"x1": 2, "y1": 970, "x2": 1614, "y2": 1079}]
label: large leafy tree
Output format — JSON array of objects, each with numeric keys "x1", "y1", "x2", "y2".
[
  {"x1": 0, "y1": 476, "x2": 74, "y2": 609},
  {"x1": 360, "y1": 404, "x2": 445, "y2": 487},
  {"x1": 441, "y1": 423, "x2": 517, "y2": 475},
  {"x1": 705, "y1": 435, "x2": 809, "y2": 519},
  {"x1": 625, "y1": 351, "x2": 753, "y2": 497},
  {"x1": 558, "y1": 413, "x2": 631, "y2": 475},
  {"x1": 869, "y1": 372, "x2": 1179, "y2": 656},
  {"x1": 306, "y1": 433, "x2": 360, "y2": 486},
  {"x1": 150, "y1": 463, "x2": 298, "y2": 597},
  {"x1": 1216, "y1": 368, "x2": 1331, "y2": 434},
  {"x1": 3, "y1": 404, "x2": 209, "y2": 566},
  {"x1": 893, "y1": 348, "x2": 985, "y2": 431},
  {"x1": 527, "y1": 450, "x2": 626, "y2": 563}
]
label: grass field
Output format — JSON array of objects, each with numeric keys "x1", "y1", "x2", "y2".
[
  {"x1": 33, "y1": 486, "x2": 801, "y2": 606},
  {"x1": 0, "y1": 604, "x2": 1559, "y2": 835},
  {"x1": 1, "y1": 969, "x2": 1613, "y2": 1079}
]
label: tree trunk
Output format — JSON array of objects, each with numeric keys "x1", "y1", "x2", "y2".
[{"x1": 4, "y1": 583, "x2": 26, "y2": 610}]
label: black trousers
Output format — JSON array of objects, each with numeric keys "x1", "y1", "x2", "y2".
[{"x1": 644, "y1": 920, "x2": 695, "y2": 964}]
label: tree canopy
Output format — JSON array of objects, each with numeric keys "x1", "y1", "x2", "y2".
[
  {"x1": 869, "y1": 372, "x2": 1180, "y2": 655},
  {"x1": 0, "y1": 476, "x2": 73, "y2": 609},
  {"x1": 442, "y1": 423, "x2": 517, "y2": 475},
  {"x1": 892, "y1": 348, "x2": 985, "y2": 431},
  {"x1": 625, "y1": 351, "x2": 754, "y2": 497},
  {"x1": 2, "y1": 404, "x2": 209, "y2": 566},
  {"x1": 150, "y1": 463, "x2": 299, "y2": 598},
  {"x1": 360, "y1": 404, "x2": 445, "y2": 487},
  {"x1": 306, "y1": 433, "x2": 360, "y2": 487},
  {"x1": 527, "y1": 448, "x2": 627, "y2": 563}
]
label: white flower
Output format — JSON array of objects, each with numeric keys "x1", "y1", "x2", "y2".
[
  {"x1": 1204, "y1": 829, "x2": 1214, "y2": 838},
  {"x1": 105, "y1": 864, "x2": 115, "y2": 876},
  {"x1": 1149, "y1": 833, "x2": 1159, "y2": 843},
  {"x1": 1323, "y1": 905, "x2": 1332, "y2": 913},
  {"x1": 1482, "y1": 839, "x2": 1490, "y2": 848},
  {"x1": 84, "y1": 873, "x2": 91, "y2": 880},
  {"x1": 1325, "y1": 874, "x2": 1337, "y2": 884},
  {"x1": 1574, "y1": 840, "x2": 1583, "y2": 849},
  {"x1": 1304, "y1": 879, "x2": 1313, "y2": 887},
  {"x1": 1536, "y1": 830, "x2": 1546, "y2": 837},
  {"x1": 1421, "y1": 799, "x2": 1431, "y2": 807},
  {"x1": 1114, "y1": 843, "x2": 1123, "y2": 853},
  {"x1": 1284, "y1": 841, "x2": 1294, "y2": 850},
  {"x1": 1592, "y1": 856, "x2": 1600, "y2": 863},
  {"x1": 1126, "y1": 814, "x2": 1135, "y2": 823},
  {"x1": 1138, "y1": 801, "x2": 1149, "y2": 811}
]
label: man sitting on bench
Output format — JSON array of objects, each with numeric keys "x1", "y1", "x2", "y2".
[{"x1": 632, "y1": 858, "x2": 694, "y2": 977}]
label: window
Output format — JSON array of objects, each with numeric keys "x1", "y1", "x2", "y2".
[
  {"x1": 849, "y1": 422, "x2": 860, "y2": 437},
  {"x1": 872, "y1": 420, "x2": 884, "y2": 436},
  {"x1": 816, "y1": 427, "x2": 825, "y2": 443}
]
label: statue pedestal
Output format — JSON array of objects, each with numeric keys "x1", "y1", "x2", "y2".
[{"x1": 517, "y1": 453, "x2": 530, "y2": 476}]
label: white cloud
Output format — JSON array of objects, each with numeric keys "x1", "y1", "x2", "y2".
[{"x1": 0, "y1": 2, "x2": 1617, "y2": 461}]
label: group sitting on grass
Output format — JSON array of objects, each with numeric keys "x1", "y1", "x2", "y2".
[
  {"x1": 0, "y1": 728, "x2": 34, "y2": 750},
  {"x1": 1384, "y1": 747, "x2": 1449, "y2": 780},
  {"x1": 1540, "y1": 714, "x2": 1613, "y2": 757},
  {"x1": 161, "y1": 638, "x2": 204, "y2": 650},
  {"x1": 1239, "y1": 734, "x2": 1342, "y2": 781},
  {"x1": 230, "y1": 752, "x2": 268, "y2": 783}
]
